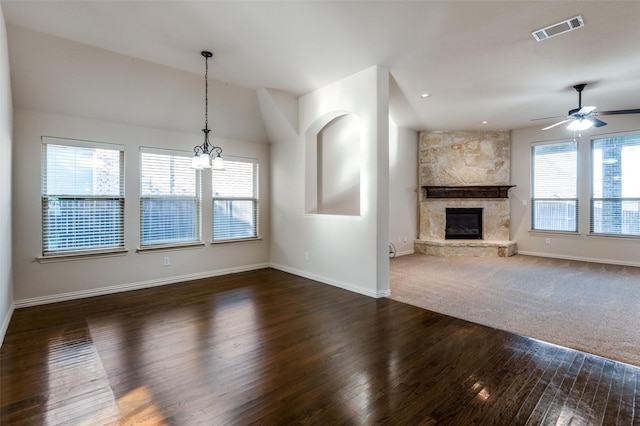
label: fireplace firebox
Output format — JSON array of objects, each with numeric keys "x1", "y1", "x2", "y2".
[{"x1": 445, "y1": 208, "x2": 483, "y2": 240}]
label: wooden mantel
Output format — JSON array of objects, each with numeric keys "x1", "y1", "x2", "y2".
[{"x1": 422, "y1": 185, "x2": 515, "y2": 199}]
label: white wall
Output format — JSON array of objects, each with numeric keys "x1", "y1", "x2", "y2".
[
  {"x1": 511, "y1": 116, "x2": 640, "y2": 266},
  {"x1": 7, "y1": 25, "x2": 268, "y2": 143},
  {"x1": 263, "y1": 66, "x2": 391, "y2": 297},
  {"x1": 12, "y1": 110, "x2": 270, "y2": 304},
  {"x1": 0, "y1": 3, "x2": 14, "y2": 343},
  {"x1": 315, "y1": 114, "x2": 361, "y2": 216},
  {"x1": 8, "y1": 27, "x2": 271, "y2": 304},
  {"x1": 389, "y1": 118, "x2": 418, "y2": 256}
]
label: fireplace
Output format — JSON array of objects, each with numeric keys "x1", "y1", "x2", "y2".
[{"x1": 445, "y1": 208, "x2": 483, "y2": 240}]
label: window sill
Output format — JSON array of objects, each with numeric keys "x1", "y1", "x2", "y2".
[
  {"x1": 211, "y1": 237, "x2": 263, "y2": 246},
  {"x1": 136, "y1": 242, "x2": 205, "y2": 253},
  {"x1": 587, "y1": 233, "x2": 640, "y2": 240},
  {"x1": 528, "y1": 230, "x2": 580, "y2": 237},
  {"x1": 38, "y1": 248, "x2": 129, "y2": 263}
]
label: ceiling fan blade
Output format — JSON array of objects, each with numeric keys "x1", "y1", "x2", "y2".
[
  {"x1": 597, "y1": 109, "x2": 640, "y2": 116},
  {"x1": 577, "y1": 106, "x2": 596, "y2": 115},
  {"x1": 542, "y1": 119, "x2": 571, "y2": 130},
  {"x1": 591, "y1": 118, "x2": 607, "y2": 127},
  {"x1": 531, "y1": 115, "x2": 564, "y2": 122}
]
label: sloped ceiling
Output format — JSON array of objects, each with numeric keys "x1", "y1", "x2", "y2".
[{"x1": 3, "y1": 1, "x2": 640, "y2": 132}]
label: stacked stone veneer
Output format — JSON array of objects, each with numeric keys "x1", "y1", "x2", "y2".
[{"x1": 416, "y1": 130, "x2": 517, "y2": 257}]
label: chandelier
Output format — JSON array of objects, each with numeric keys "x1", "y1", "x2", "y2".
[{"x1": 192, "y1": 51, "x2": 223, "y2": 170}]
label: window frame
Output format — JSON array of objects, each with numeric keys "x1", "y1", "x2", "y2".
[
  {"x1": 530, "y1": 140, "x2": 578, "y2": 233},
  {"x1": 211, "y1": 156, "x2": 259, "y2": 243},
  {"x1": 139, "y1": 147, "x2": 203, "y2": 250},
  {"x1": 590, "y1": 134, "x2": 640, "y2": 237},
  {"x1": 41, "y1": 137, "x2": 126, "y2": 258}
]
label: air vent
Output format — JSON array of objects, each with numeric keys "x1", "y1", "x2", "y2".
[{"x1": 532, "y1": 15, "x2": 584, "y2": 42}]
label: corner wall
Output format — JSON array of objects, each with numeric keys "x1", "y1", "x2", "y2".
[
  {"x1": 264, "y1": 66, "x2": 391, "y2": 297},
  {"x1": 0, "y1": 3, "x2": 14, "y2": 344},
  {"x1": 389, "y1": 119, "x2": 418, "y2": 256}
]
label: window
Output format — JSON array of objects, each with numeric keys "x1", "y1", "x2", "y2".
[
  {"x1": 591, "y1": 135, "x2": 640, "y2": 236},
  {"x1": 212, "y1": 158, "x2": 258, "y2": 241},
  {"x1": 42, "y1": 137, "x2": 124, "y2": 255},
  {"x1": 140, "y1": 149, "x2": 201, "y2": 247},
  {"x1": 531, "y1": 141, "x2": 577, "y2": 232}
]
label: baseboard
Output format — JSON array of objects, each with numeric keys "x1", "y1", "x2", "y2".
[
  {"x1": 395, "y1": 249, "x2": 415, "y2": 257},
  {"x1": 270, "y1": 263, "x2": 390, "y2": 298},
  {"x1": 1, "y1": 302, "x2": 15, "y2": 348},
  {"x1": 517, "y1": 251, "x2": 640, "y2": 268},
  {"x1": 14, "y1": 263, "x2": 270, "y2": 308},
  {"x1": 13, "y1": 260, "x2": 392, "y2": 309}
]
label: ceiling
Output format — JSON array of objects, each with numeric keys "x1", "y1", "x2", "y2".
[{"x1": 3, "y1": 1, "x2": 640, "y2": 132}]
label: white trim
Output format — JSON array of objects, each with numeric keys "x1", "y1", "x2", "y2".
[
  {"x1": 270, "y1": 263, "x2": 390, "y2": 298},
  {"x1": 528, "y1": 230, "x2": 580, "y2": 238},
  {"x1": 136, "y1": 243, "x2": 205, "y2": 253},
  {"x1": 42, "y1": 136, "x2": 124, "y2": 151},
  {"x1": 210, "y1": 237, "x2": 262, "y2": 246},
  {"x1": 517, "y1": 251, "x2": 640, "y2": 268},
  {"x1": 13, "y1": 261, "x2": 392, "y2": 310},
  {"x1": 222, "y1": 154, "x2": 259, "y2": 164},
  {"x1": 14, "y1": 263, "x2": 269, "y2": 308},
  {"x1": 140, "y1": 146, "x2": 192, "y2": 158},
  {"x1": 395, "y1": 249, "x2": 415, "y2": 257},
  {"x1": 0, "y1": 303, "x2": 15, "y2": 348},
  {"x1": 586, "y1": 233, "x2": 640, "y2": 241},
  {"x1": 38, "y1": 248, "x2": 129, "y2": 263}
]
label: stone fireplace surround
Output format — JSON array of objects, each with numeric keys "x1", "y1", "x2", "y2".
[{"x1": 415, "y1": 131, "x2": 517, "y2": 257}]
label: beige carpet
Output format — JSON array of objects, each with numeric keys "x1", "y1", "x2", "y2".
[{"x1": 389, "y1": 253, "x2": 640, "y2": 367}]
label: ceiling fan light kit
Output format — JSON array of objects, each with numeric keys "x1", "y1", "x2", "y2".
[
  {"x1": 566, "y1": 119, "x2": 593, "y2": 131},
  {"x1": 538, "y1": 83, "x2": 640, "y2": 131}
]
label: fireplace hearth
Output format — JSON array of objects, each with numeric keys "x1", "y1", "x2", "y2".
[{"x1": 446, "y1": 208, "x2": 483, "y2": 240}]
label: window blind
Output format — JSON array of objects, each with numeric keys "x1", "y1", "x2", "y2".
[
  {"x1": 531, "y1": 141, "x2": 577, "y2": 232},
  {"x1": 212, "y1": 158, "x2": 258, "y2": 241},
  {"x1": 140, "y1": 149, "x2": 201, "y2": 246},
  {"x1": 591, "y1": 135, "x2": 640, "y2": 236},
  {"x1": 41, "y1": 138, "x2": 125, "y2": 255}
]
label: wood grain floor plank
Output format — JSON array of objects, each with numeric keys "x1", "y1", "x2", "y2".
[
  {"x1": 615, "y1": 364, "x2": 637, "y2": 425},
  {"x1": 2, "y1": 268, "x2": 639, "y2": 425},
  {"x1": 602, "y1": 361, "x2": 628, "y2": 425},
  {"x1": 525, "y1": 350, "x2": 580, "y2": 424}
]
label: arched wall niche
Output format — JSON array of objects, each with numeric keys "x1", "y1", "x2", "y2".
[{"x1": 305, "y1": 111, "x2": 361, "y2": 215}]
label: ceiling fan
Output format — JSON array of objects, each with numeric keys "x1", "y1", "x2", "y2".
[{"x1": 537, "y1": 83, "x2": 640, "y2": 131}]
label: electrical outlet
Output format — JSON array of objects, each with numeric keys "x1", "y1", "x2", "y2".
[
  {"x1": 163, "y1": 256, "x2": 170, "y2": 266},
  {"x1": 545, "y1": 238, "x2": 551, "y2": 245},
  {"x1": 304, "y1": 252, "x2": 309, "y2": 261}
]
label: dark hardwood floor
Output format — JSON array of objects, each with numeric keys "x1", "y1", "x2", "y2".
[{"x1": 2, "y1": 268, "x2": 639, "y2": 425}]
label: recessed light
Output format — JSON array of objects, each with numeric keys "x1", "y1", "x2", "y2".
[
  {"x1": 420, "y1": 93, "x2": 431, "y2": 99},
  {"x1": 481, "y1": 121, "x2": 488, "y2": 125}
]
